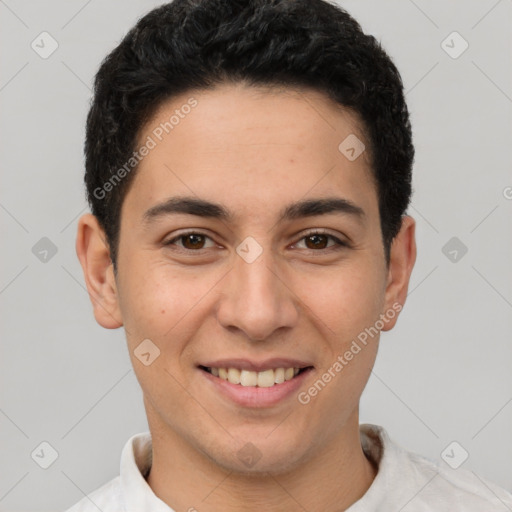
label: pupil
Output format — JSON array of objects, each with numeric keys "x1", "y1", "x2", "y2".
[
  {"x1": 307, "y1": 234, "x2": 327, "y2": 249},
  {"x1": 185, "y1": 234, "x2": 204, "y2": 249}
]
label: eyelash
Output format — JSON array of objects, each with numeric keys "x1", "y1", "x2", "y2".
[{"x1": 163, "y1": 229, "x2": 349, "y2": 254}]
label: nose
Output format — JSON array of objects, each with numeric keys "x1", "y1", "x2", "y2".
[{"x1": 215, "y1": 244, "x2": 299, "y2": 342}]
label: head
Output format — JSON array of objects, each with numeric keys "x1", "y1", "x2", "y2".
[{"x1": 77, "y1": 0, "x2": 416, "y2": 475}]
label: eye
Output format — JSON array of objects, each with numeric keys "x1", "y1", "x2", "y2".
[
  {"x1": 164, "y1": 231, "x2": 216, "y2": 251},
  {"x1": 294, "y1": 230, "x2": 348, "y2": 251},
  {"x1": 163, "y1": 229, "x2": 349, "y2": 253}
]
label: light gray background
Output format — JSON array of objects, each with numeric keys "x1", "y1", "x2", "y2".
[{"x1": 1, "y1": 0, "x2": 511, "y2": 510}]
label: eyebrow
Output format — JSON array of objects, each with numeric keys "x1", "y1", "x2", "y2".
[{"x1": 142, "y1": 195, "x2": 365, "y2": 226}]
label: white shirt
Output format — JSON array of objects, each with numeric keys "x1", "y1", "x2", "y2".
[{"x1": 64, "y1": 424, "x2": 512, "y2": 511}]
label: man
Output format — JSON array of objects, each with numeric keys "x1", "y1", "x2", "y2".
[{"x1": 67, "y1": 0, "x2": 512, "y2": 510}]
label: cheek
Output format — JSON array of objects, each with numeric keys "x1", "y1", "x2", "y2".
[
  {"x1": 117, "y1": 258, "x2": 218, "y2": 347},
  {"x1": 295, "y1": 261, "x2": 386, "y2": 341},
  {"x1": 118, "y1": 277, "x2": 170, "y2": 339}
]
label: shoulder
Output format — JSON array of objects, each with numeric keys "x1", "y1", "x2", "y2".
[
  {"x1": 358, "y1": 424, "x2": 512, "y2": 511},
  {"x1": 62, "y1": 476, "x2": 122, "y2": 512},
  {"x1": 406, "y1": 448, "x2": 512, "y2": 510}
]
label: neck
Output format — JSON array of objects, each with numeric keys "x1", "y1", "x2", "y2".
[{"x1": 145, "y1": 409, "x2": 377, "y2": 512}]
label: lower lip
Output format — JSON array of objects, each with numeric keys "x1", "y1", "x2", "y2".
[{"x1": 199, "y1": 368, "x2": 313, "y2": 408}]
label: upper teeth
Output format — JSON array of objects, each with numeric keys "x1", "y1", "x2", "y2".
[{"x1": 208, "y1": 367, "x2": 300, "y2": 387}]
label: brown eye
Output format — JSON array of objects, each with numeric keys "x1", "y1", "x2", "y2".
[
  {"x1": 304, "y1": 233, "x2": 329, "y2": 250},
  {"x1": 295, "y1": 231, "x2": 346, "y2": 251},
  {"x1": 181, "y1": 233, "x2": 206, "y2": 250},
  {"x1": 165, "y1": 232, "x2": 215, "y2": 251}
]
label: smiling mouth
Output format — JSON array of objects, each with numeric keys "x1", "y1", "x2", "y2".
[{"x1": 199, "y1": 365, "x2": 313, "y2": 388}]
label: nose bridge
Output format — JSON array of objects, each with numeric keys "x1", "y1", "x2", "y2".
[{"x1": 216, "y1": 237, "x2": 298, "y2": 341}]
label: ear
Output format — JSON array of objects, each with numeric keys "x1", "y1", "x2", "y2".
[
  {"x1": 75, "y1": 213, "x2": 123, "y2": 329},
  {"x1": 381, "y1": 215, "x2": 416, "y2": 331}
]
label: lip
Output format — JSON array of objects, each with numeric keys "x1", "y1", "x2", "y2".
[
  {"x1": 199, "y1": 358, "x2": 313, "y2": 372},
  {"x1": 198, "y1": 365, "x2": 314, "y2": 408}
]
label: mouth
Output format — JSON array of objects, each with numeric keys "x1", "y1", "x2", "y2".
[
  {"x1": 199, "y1": 365, "x2": 313, "y2": 388},
  {"x1": 197, "y1": 358, "x2": 315, "y2": 407}
]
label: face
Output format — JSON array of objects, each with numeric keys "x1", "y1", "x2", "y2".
[{"x1": 77, "y1": 82, "x2": 416, "y2": 475}]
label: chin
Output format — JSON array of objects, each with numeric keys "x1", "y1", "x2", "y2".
[{"x1": 205, "y1": 433, "x2": 311, "y2": 476}]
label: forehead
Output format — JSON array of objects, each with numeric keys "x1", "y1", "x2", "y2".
[{"x1": 123, "y1": 82, "x2": 378, "y2": 226}]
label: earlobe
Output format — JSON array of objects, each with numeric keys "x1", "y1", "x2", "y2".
[
  {"x1": 381, "y1": 215, "x2": 417, "y2": 331},
  {"x1": 75, "y1": 213, "x2": 123, "y2": 329}
]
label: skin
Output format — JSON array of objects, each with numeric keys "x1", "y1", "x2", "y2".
[{"x1": 76, "y1": 82, "x2": 416, "y2": 512}]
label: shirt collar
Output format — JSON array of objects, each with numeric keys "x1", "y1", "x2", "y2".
[
  {"x1": 120, "y1": 431, "x2": 175, "y2": 511},
  {"x1": 347, "y1": 423, "x2": 414, "y2": 511}
]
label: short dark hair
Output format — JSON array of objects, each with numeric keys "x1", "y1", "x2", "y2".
[{"x1": 84, "y1": 0, "x2": 414, "y2": 271}]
